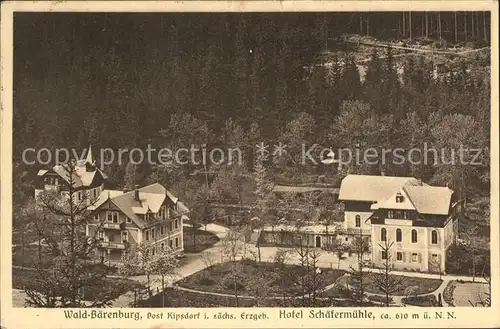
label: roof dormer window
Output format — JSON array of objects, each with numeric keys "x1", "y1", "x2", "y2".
[{"x1": 395, "y1": 192, "x2": 404, "y2": 203}]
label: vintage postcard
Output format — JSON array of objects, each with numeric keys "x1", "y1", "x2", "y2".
[{"x1": 1, "y1": 1, "x2": 499, "y2": 328}]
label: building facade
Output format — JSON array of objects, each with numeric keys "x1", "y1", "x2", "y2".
[
  {"x1": 338, "y1": 174, "x2": 461, "y2": 273},
  {"x1": 33, "y1": 145, "x2": 188, "y2": 264},
  {"x1": 34, "y1": 145, "x2": 107, "y2": 204},
  {"x1": 87, "y1": 183, "x2": 189, "y2": 263}
]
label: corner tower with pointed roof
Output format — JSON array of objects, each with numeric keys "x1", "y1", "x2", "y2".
[
  {"x1": 34, "y1": 145, "x2": 108, "y2": 203},
  {"x1": 86, "y1": 144, "x2": 94, "y2": 164}
]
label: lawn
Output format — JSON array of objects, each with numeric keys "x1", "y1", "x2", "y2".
[
  {"x1": 452, "y1": 281, "x2": 490, "y2": 306},
  {"x1": 12, "y1": 267, "x2": 142, "y2": 302},
  {"x1": 367, "y1": 294, "x2": 394, "y2": 305},
  {"x1": 183, "y1": 226, "x2": 220, "y2": 253},
  {"x1": 138, "y1": 287, "x2": 375, "y2": 307},
  {"x1": 402, "y1": 294, "x2": 439, "y2": 306},
  {"x1": 138, "y1": 287, "x2": 259, "y2": 307},
  {"x1": 176, "y1": 259, "x2": 346, "y2": 297},
  {"x1": 319, "y1": 284, "x2": 351, "y2": 299},
  {"x1": 338, "y1": 274, "x2": 442, "y2": 296}
]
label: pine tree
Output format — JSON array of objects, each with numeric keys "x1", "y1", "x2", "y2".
[
  {"x1": 347, "y1": 232, "x2": 371, "y2": 306},
  {"x1": 25, "y1": 160, "x2": 115, "y2": 307},
  {"x1": 306, "y1": 60, "x2": 329, "y2": 127},
  {"x1": 363, "y1": 50, "x2": 384, "y2": 114},
  {"x1": 273, "y1": 28, "x2": 291, "y2": 130},
  {"x1": 341, "y1": 54, "x2": 361, "y2": 100},
  {"x1": 253, "y1": 150, "x2": 273, "y2": 218},
  {"x1": 382, "y1": 46, "x2": 402, "y2": 118},
  {"x1": 370, "y1": 239, "x2": 405, "y2": 306},
  {"x1": 233, "y1": 18, "x2": 250, "y2": 119}
]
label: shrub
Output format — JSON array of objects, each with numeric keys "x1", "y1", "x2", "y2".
[
  {"x1": 199, "y1": 277, "x2": 216, "y2": 286},
  {"x1": 443, "y1": 281, "x2": 457, "y2": 307},
  {"x1": 368, "y1": 295, "x2": 393, "y2": 304},
  {"x1": 402, "y1": 294, "x2": 438, "y2": 307},
  {"x1": 223, "y1": 278, "x2": 246, "y2": 292}
]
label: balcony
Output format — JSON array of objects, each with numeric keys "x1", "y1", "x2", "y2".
[
  {"x1": 102, "y1": 222, "x2": 126, "y2": 230},
  {"x1": 100, "y1": 241, "x2": 127, "y2": 249}
]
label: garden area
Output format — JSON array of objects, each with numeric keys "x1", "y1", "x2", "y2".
[
  {"x1": 138, "y1": 287, "x2": 376, "y2": 308},
  {"x1": 335, "y1": 273, "x2": 442, "y2": 296},
  {"x1": 12, "y1": 267, "x2": 142, "y2": 302},
  {"x1": 443, "y1": 280, "x2": 490, "y2": 307},
  {"x1": 401, "y1": 294, "x2": 439, "y2": 306},
  {"x1": 183, "y1": 226, "x2": 220, "y2": 253},
  {"x1": 176, "y1": 259, "x2": 346, "y2": 297}
]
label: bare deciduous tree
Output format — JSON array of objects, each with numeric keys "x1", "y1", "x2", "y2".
[
  {"x1": 150, "y1": 246, "x2": 180, "y2": 307},
  {"x1": 469, "y1": 257, "x2": 491, "y2": 307},
  {"x1": 220, "y1": 228, "x2": 245, "y2": 306},
  {"x1": 273, "y1": 248, "x2": 293, "y2": 305}
]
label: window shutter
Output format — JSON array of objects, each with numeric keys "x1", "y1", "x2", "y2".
[
  {"x1": 418, "y1": 253, "x2": 422, "y2": 263},
  {"x1": 403, "y1": 252, "x2": 406, "y2": 262}
]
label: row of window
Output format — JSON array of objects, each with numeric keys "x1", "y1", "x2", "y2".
[
  {"x1": 382, "y1": 251, "x2": 420, "y2": 262},
  {"x1": 354, "y1": 211, "x2": 413, "y2": 226},
  {"x1": 98, "y1": 211, "x2": 132, "y2": 224},
  {"x1": 146, "y1": 206, "x2": 169, "y2": 221},
  {"x1": 387, "y1": 210, "x2": 411, "y2": 220},
  {"x1": 145, "y1": 237, "x2": 180, "y2": 256},
  {"x1": 97, "y1": 230, "x2": 128, "y2": 243},
  {"x1": 381, "y1": 251, "x2": 440, "y2": 264},
  {"x1": 354, "y1": 214, "x2": 440, "y2": 245},
  {"x1": 94, "y1": 207, "x2": 179, "y2": 226},
  {"x1": 381, "y1": 228, "x2": 439, "y2": 244},
  {"x1": 144, "y1": 219, "x2": 180, "y2": 241},
  {"x1": 76, "y1": 187, "x2": 101, "y2": 202},
  {"x1": 44, "y1": 176, "x2": 59, "y2": 185}
]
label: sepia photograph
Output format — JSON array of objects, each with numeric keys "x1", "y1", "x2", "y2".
[{"x1": 0, "y1": 1, "x2": 498, "y2": 328}]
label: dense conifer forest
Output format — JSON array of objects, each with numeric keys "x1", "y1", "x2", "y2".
[{"x1": 13, "y1": 12, "x2": 490, "y2": 204}]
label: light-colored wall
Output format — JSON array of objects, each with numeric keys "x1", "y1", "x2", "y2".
[
  {"x1": 34, "y1": 189, "x2": 44, "y2": 200},
  {"x1": 87, "y1": 197, "x2": 187, "y2": 256},
  {"x1": 88, "y1": 202, "x2": 140, "y2": 245},
  {"x1": 344, "y1": 211, "x2": 372, "y2": 231},
  {"x1": 372, "y1": 224, "x2": 439, "y2": 250},
  {"x1": 371, "y1": 224, "x2": 447, "y2": 272},
  {"x1": 372, "y1": 245, "x2": 428, "y2": 271},
  {"x1": 141, "y1": 213, "x2": 184, "y2": 252},
  {"x1": 36, "y1": 183, "x2": 104, "y2": 205},
  {"x1": 146, "y1": 230, "x2": 184, "y2": 255}
]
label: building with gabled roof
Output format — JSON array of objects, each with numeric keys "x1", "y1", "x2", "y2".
[
  {"x1": 338, "y1": 174, "x2": 461, "y2": 273},
  {"x1": 33, "y1": 145, "x2": 189, "y2": 264},
  {"x1": 86, "y1": 183, "x2": 189, "y2": 263},
  {"x1": 34, "y1": 145, "x2": 108, "y2": 203}
]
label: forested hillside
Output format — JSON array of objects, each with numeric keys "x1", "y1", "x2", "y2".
[{"x1": 13, "y1": 12, "x2": 490, "y2": 204}]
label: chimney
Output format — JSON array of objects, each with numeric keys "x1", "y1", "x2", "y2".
[{"x1": 134, "y1": 184, "x2": 140, "y2": 201}]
